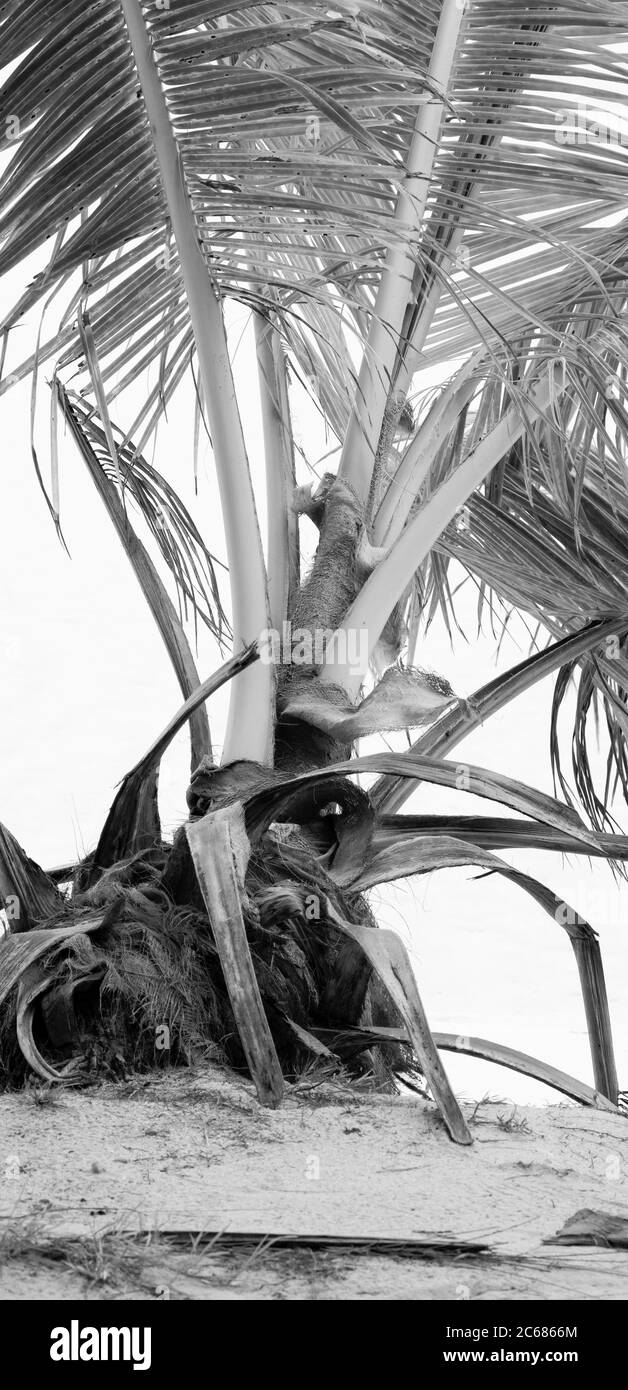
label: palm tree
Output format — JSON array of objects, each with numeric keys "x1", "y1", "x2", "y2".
[{"x1": 1, "y1": 0, "x2": 628, "y2": 1141}]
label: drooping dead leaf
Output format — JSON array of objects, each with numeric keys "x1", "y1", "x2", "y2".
[
  {"x1": 0, "y1": 823, "x2": 62, "y2": 929},
  {"x1": 344, "y1": 829, "x2": 618, "y2": 1103},
  {"x1": 322, "y1": 905, "x2": 471, "y2": 1145},
  {"x1": 434, "y1": 1035, "x2": 618, "y2": 1112},
  {"x1": 280, "y1": 666, "x2": 456, "y2": 741},
  {"x1": 88, "y1": 644, "x2": 259, "y2": 886},
  {"x1": 186, "y1": 805, "x2": 284, "y2": 1109},
  {"x1": 0, "y1": 916, "x2": 106, "y2": 1011},
  {"x1": 16, "y1": 965, "x2": 85, "y2": 1083}
]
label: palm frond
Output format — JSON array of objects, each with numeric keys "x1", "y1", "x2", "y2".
[
  {"x1": 372, "y1": 618, "x2": 626, "y2": 813},
  {"x1": 0, "y1": 824, "x2": 62, "y2": 928},
  {"x1": 344, "y1": 828, "x2": 618, "y2": 1101},
  {"x1": 58, "y1": 386, "x2": 228, "y2": 646},
  {"x1": 239, "y1": 748, "x2": 603, "y2": 853},
  {"x1": 374, "y1": 813, "x2": 628, "y2": 859},
  {"x1": 433, "y1": 1033, "x2": 617, "y2": 1111},
  {"x1": 87, "y1": 641, "x2": 259, "y2": 885},
  {"x1": 376, "y1": 280, "x2": 628, "y2": 824},
  {"x1": 186, "y1": 804, "x2": 284, "y2": 1107},
  {"x1": 1, "y1": 1, "x2": 627, "y2": 453}
]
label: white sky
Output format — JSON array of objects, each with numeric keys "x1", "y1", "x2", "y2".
[{"x1": 1, "y1": 280, "x2": 626, "y2": 1107}]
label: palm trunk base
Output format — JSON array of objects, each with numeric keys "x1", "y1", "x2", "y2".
[{"x1": 0, "y1": 820, "x2": 415, "y2": 1093}]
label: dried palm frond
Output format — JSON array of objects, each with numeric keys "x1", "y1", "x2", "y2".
[{"x1": 58, "y1": 384, "x2": 228, "y2": 647}]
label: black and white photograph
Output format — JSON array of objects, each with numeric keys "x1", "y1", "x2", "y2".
[{"x1": 1, "y1": 0, "x2": 627, "y2": 1333}]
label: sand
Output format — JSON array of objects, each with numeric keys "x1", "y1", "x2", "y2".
[{"x1": 1, "y1": 1067, "x2": 627, "y2": 1300}]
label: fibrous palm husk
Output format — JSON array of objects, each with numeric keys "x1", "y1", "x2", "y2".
[{"x1": 0, "y1": 808, "x2": 412, "y2": 1097}]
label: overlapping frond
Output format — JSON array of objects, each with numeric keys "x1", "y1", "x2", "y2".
[
  {"x1": 3, "y1": 0, "x2": 628, "y2": 815},
  {"x1": 1, "y1": 0, "x2": 628, "y2": 446},
  {"x1": 409, "y1": 299, "x2": 628, "y2": 821},
  {"x1": 60, "y1": 387, "x2": 229, "y2": 642}
]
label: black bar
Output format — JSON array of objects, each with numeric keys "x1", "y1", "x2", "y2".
[{"x1": 0, "y1": 1298, "x2": 613, "y2": 1375}]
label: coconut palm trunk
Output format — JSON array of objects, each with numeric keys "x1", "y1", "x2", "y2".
[{"x1": 2, "y1": 1, "x2": 628, "y2": 1137}]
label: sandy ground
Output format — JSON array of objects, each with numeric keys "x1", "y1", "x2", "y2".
[{"x1": 1, "y1": 1067, "x2": 627, "y2": 1300}]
